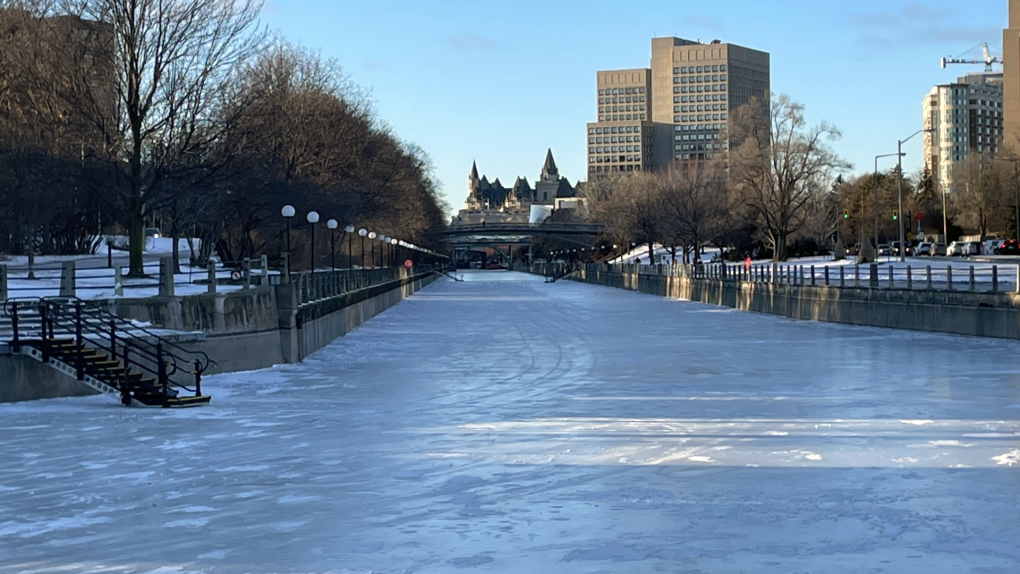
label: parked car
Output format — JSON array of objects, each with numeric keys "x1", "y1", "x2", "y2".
[
  {"x1": 890, "y1": 241, "x2": 912, "y2": 256},
  {"x1": 877, "y1": 244, "x2": 891, "y2": 256},
  {"x1": 915, "y1": 242, "x2": 933, "y2": 256},
  {"x1": 931, "y1": 242, "x2": 947, "y2": 256},
  {"x1": 985, "y1": 239, "x2": 1005, "y2": 255},
  {"x1": 947, "y1": 241, "x2": 963, "y2": 257},
  {"x1": 961, "y1": 241, "x2": 982, "y2": 256},
  {"x1": 995, "y1": 239, "x2": 1020, "y2": 255}
]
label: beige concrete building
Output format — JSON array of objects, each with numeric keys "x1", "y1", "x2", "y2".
[
  {"x1": 587, "y1": 38, "x2": 769, "y2": 177},
  {"x1": 586, "y1": 69, "x2": 654, "y2": 176},
  {"x1": 923, "y1": 73, "x2": 1003, "y2": 192},
  {"x1": 1004, "y1": 0, "x2": 1020, "y2": 149}
]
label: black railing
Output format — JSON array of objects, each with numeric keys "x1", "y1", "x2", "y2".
[{"x1": 4, "y1": 297, "x2": 209, "y2": 401}]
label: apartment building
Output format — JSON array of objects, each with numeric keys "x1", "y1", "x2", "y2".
[
  {"x1": 587, "y1": 37, "x2": 770, "y2": 178},
  {"x1": 923, "y1": 73, "x2": 1003, "y2": 191}
]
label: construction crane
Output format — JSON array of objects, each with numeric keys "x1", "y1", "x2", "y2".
[{"x1": 940, "y1": 42, "x2": 1001, "y2": 72}]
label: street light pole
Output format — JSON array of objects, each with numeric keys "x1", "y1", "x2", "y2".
[
  {"x1": 358, "y1": 228, "x2": 368, "y2": 269},
  {"x1": 896, "y1": 129, "x2": 929, "y2": 262},
  {"x1": 306, "y1": 211, "x2": 319, "y2": 272},
  {"x1": 345, "y1": 225, "x2": 355, "y2": 270},
  {"x1": 327, "y1": 219, "x2": 338, "y2": 270},
  {"x1": 281, "y1": 205, "x2": 296, "y2": 255}
]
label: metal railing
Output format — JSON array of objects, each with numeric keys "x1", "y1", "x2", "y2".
[
  {"x1": 3, "y1": 297, "x2": 209, "y2": 401},
  {"x1": 525, "y1": 261, "x2": 1020, "y2": 294}
]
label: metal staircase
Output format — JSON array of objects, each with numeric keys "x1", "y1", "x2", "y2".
[{"x1": 3, "y1": 297, "x2": 211, "y2": 408}]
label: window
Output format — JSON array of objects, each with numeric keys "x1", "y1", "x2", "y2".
[
  {"x1": 588, "y1": 128, "x2": 595, "y2": 135},
  {"x1": 599, "y1": 89, "x2": 604, "y2": 95},
  {"x1": 681, "y1": 66, "x2": 687, "y2": 73},
  {"x1": 674, "y1": 67, "x2": 680, "y2": 74},
  {"x1": 712, "y1": 65, "x2": 719, "y2": 72},
  {"x1": 697, "y1": 66, "x2": 703, "y2": 73},
  {"x1": 720, "y1": 65, "x2": 727, "y2": 71}
]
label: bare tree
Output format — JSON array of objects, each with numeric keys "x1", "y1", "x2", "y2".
[
  {"x1": 730, "y1": 94, "x2": 850, "y2": 261},
  {"x1": 62, "y1": 0, "x2": 265, "y2": 275},
  {"x1": 658, "y1": 158, "x2": 728, "y2": 262}
]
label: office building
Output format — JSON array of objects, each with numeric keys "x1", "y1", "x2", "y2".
[
  {"x1": 923, "y1": 73, "x2": 1003, "y2": 191},
  {"x1": 587, "y1": 37, "x2": 770, "y2": 177},
  {"x1": 1003, "y1": 0, "x2": 1020, "y2": 149}
]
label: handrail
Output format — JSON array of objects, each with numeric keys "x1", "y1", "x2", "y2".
[{"x1": 3, "y1": 296, "x2": 208, "y2": 399}]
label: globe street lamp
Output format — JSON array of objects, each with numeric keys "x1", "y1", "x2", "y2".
[
  {"x1": 327, "y1": 219, "x2": 338, "y2": 270},
  {"x1": 368, "y1": 232, "x2": 377, "y2": 268},
  {"x1": 345, "y1": 224, "x2": 355, "y2": 270},
  {"x1": 281, "y1": 205, "x2": 296, "y2": 255},
  {"x1": 306, "y1": 212, "x2": 318, "y2": 273},
  {"x1": 358, "y1": 228, "x2": 368, "y2": 269},
  {"x1": 390, "y1": 238, "x2": 398, "y2": 267},
  {"x1": 378, "y1": 235, "x2": 387, "y2": 267}
]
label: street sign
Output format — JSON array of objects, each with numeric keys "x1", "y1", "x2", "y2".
[
  {"x1": 916, "y1": 212, "x2": 922, "y2": 221},
  {"x1": 403, "y1": 259, "x2": 413, "y2": 269}
]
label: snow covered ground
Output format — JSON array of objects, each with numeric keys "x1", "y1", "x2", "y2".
[
  {"x1": 1, "y1": 271, "x2": 1019, "y2": 573},
  {"x1": 6, "y1": 261, "x2": 243, "y2": 300}
]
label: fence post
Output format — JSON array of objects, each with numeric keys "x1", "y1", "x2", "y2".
[
  {"x1": 906, "y1": 266, "x2": 912, "y2": 290},
  {"x1": 771, "y1": 263, "x2": 777, "y2": 284},
  {"x1": 811, "y1": 266, "x2": 817, "y2": 286},
  {"x1": 823, "y1": 266, "x2": 829, "y2": 287},
  {"x1": 207, "y1": 260, "x2": 217, "y2": 294},
  {"x1": 243, "y1": 258, "x2": 251, "y2": 290},
  {"x1": 869, "y1": 263, "x2": 878, "y2": 288},
  {"x1": 281, "y1": 253, "x2": 291, "y2": 284},
  {"x1": 838, "y1": 266, "x2": 844, "y2": 288},
  {"x1": 261, "y1": 254, "x2": 269, "y2": 285},
  {"x1": 854, "y1": 265, "x2": 860, "y2": 288},
  {"x1": 0, "y1": 264, "x2": 7, "y2": 302},
  {"x1": 60, "y1": 260, "x2": 76, "y2": 297},
  {"x1": 887, "y1": 265, "x2": 893, "y2": 288},
  {"x1": 947, "y1": 266, "x2": 953, "y2": 291},
  {"x1": 159, "y1": 257, "x2": 174, "y2": 297},
  {"x1": 992, "y1": 265, "x2": 999, "y2": 293},
  {"x1": 968, "y1": 267, "x2": 976, "y2": 291},
  {"x1": 114, "y1": 267, "x2": 124, "y2": 297},
  {"x1": 926, "y1": 265, "x2": 932, "y2": 290}
]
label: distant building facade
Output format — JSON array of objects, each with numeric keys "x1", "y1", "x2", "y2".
[
  {"x1": 457, "y1": 149, "x2": 577, "y2": 224},
  {"x1": 923, "y1": 72, "x2": 1003, "y2": 191},
  {"x1": 587, "y1": 37, "x2": 770, "y2": 178},
  {"x1": 1003, "y1": 0, "x2": 1020, "y2": 149}
]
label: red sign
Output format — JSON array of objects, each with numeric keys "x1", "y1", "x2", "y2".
[
  {"x1": 403, "y1": 259, "x2": 413, "y2": 269},
  {"x1": 916, "y1": 212, "x2": 923, "y2": 221}
]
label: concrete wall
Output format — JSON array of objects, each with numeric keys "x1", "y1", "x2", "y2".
[
  {"x1": 568, "y1": 267, "x2": 1020, "y2": 340},
  {"x1": 0, "y1": 354, "x2": 99, "y2": 403},
  {"x1": 1, "y1": 269, "x2": 441, "y2": 403}
]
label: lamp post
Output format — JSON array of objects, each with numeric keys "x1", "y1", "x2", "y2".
[
  {"x1": 379, "y1": 235, "x2": 387, "y2": 267},
  {"x1": 874, "y1": 153, "x2": 901, "y2": 255},
  {"x1": 391, "y1": 238, "x2": 398, "y2": 267},
  {"x1": 345, "y1": 224, "x2": 355, "y2": 270},
  {"x1": 368, "y1": 232, "x2": 377, "y2": 268},
  {"x1": 358, "y1": 228, "x2": 368, "y2": 269},
  {"x1": 327, "y1": 219, "x2": 338, "y2": 270},
  {"x1": 895, "y1": 129, "x2": 931, "y2": 262},
  {"x1": 306, "y1": 211, "x2": 319, "y2": 271},
  {"x1": 281, "y1": 205, "x2": 296, "y2": 255}
]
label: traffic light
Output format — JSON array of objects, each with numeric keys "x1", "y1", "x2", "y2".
[
  {"x1": 892, "y1": 210, "x2": 899, "y2": 221},
  {"x1": 842, "y1": 209, "x2": 849, "y2": 219}
]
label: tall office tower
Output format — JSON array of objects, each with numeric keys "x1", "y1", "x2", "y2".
[
  {"x1": 923, "y1": 73, "x2": 1004, "y2": 192},
  {"x1": 587, "y1": 37, "x2": 770, "y2": 178},
  {"x1": 1004, "y1": 0, "x2": 1020, "y2": 149},
  {"x1": 585, "y1": 68, "x2": 654, "y2": 178}
]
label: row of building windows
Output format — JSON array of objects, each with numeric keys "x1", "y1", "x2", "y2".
[
  {"x1": 674, "y1": 104, "x2": 728, "y2": 113},
  {"x1": 588, "y1": 135, "x2": 642, "y2": 144},
  {"x1": 589, "y1": 145, "x2": 642, "y2": 153},
  {"x1": 674, "y1": 75, "x2": 727, "y2": 84},
  {"x1": 598, "y1": 87, "x2": 646, "y2": 96},
  {"x1": 673, "y1": 65, "x2": 726, "y2": 74},
  {"x1": 598, "y1": 95, "x2": 647, "y2": 104},
  {"x1": 598, "y1": 105, "x2": 646, "y2": 113},
  {"x1": 673, "y1": 84, "x2": 727, "y2": 94},
  {"x1": 674, "y1": 94, "x2": 727, "y2": 104},
  {"x1": 589, "y1": 154, "x2": 646, "y2": 163},
  {"x1": 674, "y1": 114, "x2": 727, "y2": 123},
  {"x1": 676, "y1": 132, "x2": 722, "y2": 141},
  {"x1": 590, "y1": 165, "x2": 643, "y2": 173},
  {"x1": 589, "y1": 125, "x2": 643, "y2": 135},
  {"x1": 675, "y1": 142, "x2": 727, "y2": 151},
  {"x1": 598, "y1": 114, "x2": 646, "y2": 121},
  {"x1": 677, "y1": 153, "x2": 714, "y2": 161}
]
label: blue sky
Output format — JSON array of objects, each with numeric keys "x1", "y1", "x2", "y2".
[{"x1": 261, "y1": 0, "x2": 1007, "y2": 214}]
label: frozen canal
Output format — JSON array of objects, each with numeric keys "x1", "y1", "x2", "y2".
[{"x1": 2, "y1": 271, "x2": 1020, "y2": 573}]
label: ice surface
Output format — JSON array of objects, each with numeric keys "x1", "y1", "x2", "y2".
[{"x1": 1, "y1": 270, "x2": 1019, "y2": 573}]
